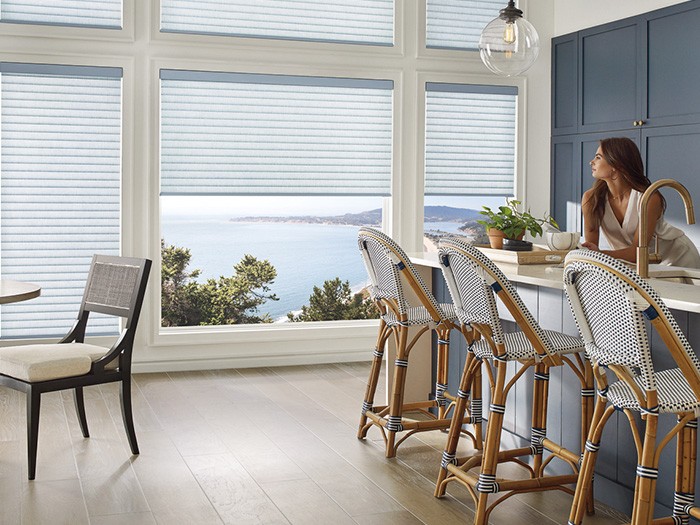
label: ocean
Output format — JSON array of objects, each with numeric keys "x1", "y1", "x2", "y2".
[{"x1": 162, "y1": 216, "x2": 467, "y2": 321}]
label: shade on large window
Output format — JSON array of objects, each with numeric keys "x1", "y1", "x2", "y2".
[
  {"x1": 0, "y1": 0, "x2": 122, "y2": 28},
  {"x1": 160, "y1": 70, "x2": 393, "y2": 197},
  {"x1": 160, "y1": 0, "x2": 393, "y2": 46},
  {"x1": 426, "y1": 0, "x2": 504, "y2": 50},
  {"x1": 0, "y1": 63, "x2": 122, "y2": 338},
  {"x1": 425, "y1": 82, "x2": 517, "y2": 197}
]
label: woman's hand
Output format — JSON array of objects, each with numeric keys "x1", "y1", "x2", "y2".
[{"x1": 581, "y1": 241, "x2": 599, "y2": 252}]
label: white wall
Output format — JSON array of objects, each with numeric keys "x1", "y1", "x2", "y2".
[{"x1": 554, "y1": 0, "x2": 691, "y2": 36}]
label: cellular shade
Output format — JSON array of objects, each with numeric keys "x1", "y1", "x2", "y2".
[
  {"x1": 0, "y1": 0, "x2": 122, "y2": 28},
  {"x1": 160, "y1": 70, "x2": 393, "y2": 197},
  {"x1": 425, "y1": 83, "x2": 517, "y2": 197},
  {"x1": 0, "y1": 63, "x2": 122, "y2": 338},
  {"x1": 426, "y1": 0, "x2": 504, "y2": 50},
  {"x1": 160, "y1": 0, "x2": 393, "y2": 46}
]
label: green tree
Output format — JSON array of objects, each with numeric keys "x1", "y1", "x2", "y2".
[
  {"x1": 161, "y1": 240, "x2": 278, "y2": 326},
  {"x1": 287, "y1": 277, "x2": 378, "y2": 322}
]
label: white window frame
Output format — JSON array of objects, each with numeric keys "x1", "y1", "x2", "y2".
[{"x1": 0, "y1": 0, "x2": 532, "y2": 371}]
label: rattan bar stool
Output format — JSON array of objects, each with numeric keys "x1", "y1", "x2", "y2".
[
  {"x1": 357, "y1": 227, "x2": 482, "y2": 458},
  {"x1": 564, "y1": 250, "x2": 700, "y2": 525},
  {"x1": 434, "y1": 237, "x2": 595, "y2": 524}
]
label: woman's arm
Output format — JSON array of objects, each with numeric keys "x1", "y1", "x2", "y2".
[{"x1": 580, "y1": 189, "x2": 600, "y2": 250}]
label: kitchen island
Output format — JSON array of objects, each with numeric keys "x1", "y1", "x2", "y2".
[{"x1": 410, "y1": 250, "x2": 700, "y2": 518}]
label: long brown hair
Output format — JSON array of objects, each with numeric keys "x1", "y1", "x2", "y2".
[{"x1": 586, "y1": 137, "x2": 665, "y2": 227}]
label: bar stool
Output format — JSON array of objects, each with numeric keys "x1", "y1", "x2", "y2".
[
  {"x1": 356, "y1": 227, "x2": 482, "y2": 458},
  {"x1": 435, "y1": 237, "x2": 594, "y2": 524},
  {"x1": 564, "y1": 249, "x2": 700, "y2": 525}
]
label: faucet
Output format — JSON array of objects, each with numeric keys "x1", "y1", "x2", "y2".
[{"x1": 637, "y1": 179, "x2": 696, "y2": 278}]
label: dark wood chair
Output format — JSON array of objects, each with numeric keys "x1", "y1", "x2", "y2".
[{"x1": 0, "y1": 254, "x2": 151, "y2": 479}]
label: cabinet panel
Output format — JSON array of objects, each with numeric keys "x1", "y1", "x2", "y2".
[
  {"x1": 551, "y1": 136, "x2": 579, "y2": 231},
  {"x1": 645, "y1": 3, "x2": 700, "y2": 127},
  {"x1": 642, "y1": 124, "x2": 700, "y2": 247},
  {"x1": 579, "y1": 20, "x2": 642, "y2": 133},
  {"x1": 552, "y1": 35, "x2": 578, "y2": 135}
]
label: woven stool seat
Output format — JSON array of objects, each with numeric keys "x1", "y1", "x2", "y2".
[
  {"x1": 472, "y1": 329, "x2": 584, "y2": 361},
  {"x1": 382, "y1": 303, "x2": 458, "y2": 327},
  {"x1": 356, "y1": 227, "x2": 481, "y2": 458},
  {"x1": 435, "y1": 237, "x2": 594, "y2": 525},
  {"x1": 564, "y1": 250, "x2": 700, "y2": 525}
]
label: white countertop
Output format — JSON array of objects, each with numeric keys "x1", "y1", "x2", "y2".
[{"x1": 410, "y1": 251, "x2": 700, "y2": 314}]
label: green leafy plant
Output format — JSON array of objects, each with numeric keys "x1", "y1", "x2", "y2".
[{"x1": 477, "y1": 200, "x2": 557, "y2": 239}]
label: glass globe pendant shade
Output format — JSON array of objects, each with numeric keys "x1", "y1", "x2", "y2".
[{"x1": 479, "y1": 2, "x2": 540, "y2": 77}]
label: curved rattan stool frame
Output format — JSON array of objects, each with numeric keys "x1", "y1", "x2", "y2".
[
  {"x1": 564, "y1": 250, "x2": 700, "y2": 525},
  {"x1": 434, "y1": 237, "x2": 595, "y2": 525},
  {"x1": 356, "y1": 227, "x2": 482, "y2": 458}
]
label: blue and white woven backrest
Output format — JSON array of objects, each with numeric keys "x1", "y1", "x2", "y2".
[
  {"x1": 438, "y1": 237, "x2": 548, "y2": 348},
  {"x1": 564, "y1": 249, "x2": 700, "y2": 391},
  {"x1": 358, "y1": 227, "x2": 445, "y2": 318}
]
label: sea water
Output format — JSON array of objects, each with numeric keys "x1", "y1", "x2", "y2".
[{"x1": 162, "y1": 215, "x2": 470, "y2": 321}]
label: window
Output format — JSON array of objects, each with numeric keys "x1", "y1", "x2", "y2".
[
  {"x1": 424, "y1": 82, "x2": 517, "y2": 247},
  {"x1": 0, "y1": 0, "x2": 122, "y2": 28},
  {"x1": 160, "y1": 0, "x2": 394, "y2": 46},
  {"x1": 426, "y1": 0, "x2": 504, "y2": 50},
  {"x1": 160, "y1": 71, "x2": 392, "y2": 326},
  {"x1": 0, "y1": 63, "x2": 122, "y2": 338}
]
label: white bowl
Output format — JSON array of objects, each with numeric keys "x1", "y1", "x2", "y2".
[{"x1": 546, "y1": 232, "x2": 580, "y2": 251}]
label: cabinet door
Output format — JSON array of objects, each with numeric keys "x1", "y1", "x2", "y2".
[
  {"x1": 552, "y1": 34, "x2": 578, "y2": 135},
  {"x1": 642, "y1": 124, "x2": 700, "y2": 247},
  {"x1": 551, "y1": 135, "x2": 579, "y2": 231},
  {"x1": 644, "y1": 2, "x2": 700, "y2": 127},
  {"x1": 579, "y1": 19, "x2": 643, "y2": 133}
]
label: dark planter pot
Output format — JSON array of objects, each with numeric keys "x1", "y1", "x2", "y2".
[{"x1": 502, "y1": 238, "x2": 533, "y2": 251}]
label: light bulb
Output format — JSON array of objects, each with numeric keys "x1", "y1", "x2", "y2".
[{"x1": 503, "y1": 22, "x2": 516, "y2": 45}]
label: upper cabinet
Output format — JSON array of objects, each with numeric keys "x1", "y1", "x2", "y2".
[
  {"x1": 579, "y1": 19, "x2": 642, "y2": 133},
  {"x1": 552, "y1": 1, "x2": 700, "y2": 136}
]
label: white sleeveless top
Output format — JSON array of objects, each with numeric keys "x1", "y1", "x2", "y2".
[{"x1": 600, "y1": 189, "x2": 700, "y2": 268}]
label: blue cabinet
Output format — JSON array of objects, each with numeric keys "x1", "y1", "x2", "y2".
[{"x1": 550, "y1": 0, "x2": 700, "y2": 233}]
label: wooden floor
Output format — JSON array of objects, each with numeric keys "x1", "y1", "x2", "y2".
[{"x1": 0, "y1": 363, "x2": 629, "y2": 524}]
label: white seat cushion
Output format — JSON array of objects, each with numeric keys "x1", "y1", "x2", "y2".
[
  {"x1": 607, "y1": 368, "x2": 700, "y2": 415},
  {"x1": 472, "y1": 329, "x2": 584, "y2": 361},
  {"x1": 0, "y1": 343, "x2": 117, "y2": 382}
]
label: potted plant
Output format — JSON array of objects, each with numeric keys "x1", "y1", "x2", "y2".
[{"x1": 477, "y1": 200, "x2": 558, "y2": 249}]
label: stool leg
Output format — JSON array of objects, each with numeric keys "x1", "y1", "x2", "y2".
[
  {"x1": 386, "y1": 324, "x2": 409, "y2": 458},
  {"x1": 673, "y1": 417, "x2": 697, "y2": 525},
  {"x1": 474, "y1": 359, "x2": 508, "y2": 525},
  {"x1": 531, "y1": 363, "x2": 549, "y2": 476},
  {"x1": 470, "y1": 350, "x2": 484, "y2": 451},
  {"x1": 631, "y1": 413, "x2": 659, "y2": 525},
  {"x1": 357, "y1": 320, "x2": 390, "y2": 439},
  {"x1": 435, "y1": 326, "x2": 450, "y2": 420},
  {"x1": 569, "y1": 398, "x2": 613, "y2": 525},
  {"x1": 435, "y1": 349, "x2": 479, "y2": 496},
  {"x1": 581, "y1": 359, "x2": 596, "y2": 515}
]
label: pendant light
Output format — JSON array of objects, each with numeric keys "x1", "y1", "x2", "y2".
[{"x1": 478, "y1": 1, "x2": 540, "y2": 77}]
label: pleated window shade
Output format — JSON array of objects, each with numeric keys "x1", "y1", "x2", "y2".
[
  {"x1": 425, "y1": 83, "x2": 517, "y2": 197},
  {"x1": 160, "y1": 0, "x2": 393, "y2": 46},
  {"x1": 160, "y1": 70, "x2": 393, "y2": 197},
  {"x1": 426, "y1": 0, "x2": 506, "y2": 50},
  {"x1": 0, "y1": 0, "x2": 122, "y2": 28},
  {"x1": 0, "y1": 63, "x2": 122, "y2": 338}
]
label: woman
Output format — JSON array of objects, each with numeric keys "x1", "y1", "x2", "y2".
[{"x1": 581, "y1": 137, "x2": 700, "y2": 269}]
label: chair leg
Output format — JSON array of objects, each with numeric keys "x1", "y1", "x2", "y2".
[
  {"x1": 73, "y1": 387, "x2": 90, "y2": 438},
  {"x1": 386, "y1": 325, "x2": 410, "y2": 458},
  {"x1": 568, "y1": 399, "x2": 615, "y2": 525},
  {"x1": 435, "y1": 348, "x2": 478, "y2": 497},
  {"x1": 120, "y1": 378, "x2": 139, "y2": 455},
  {"x1": 26, "y1": 387, "x2": 41, "y2": 480},
  {"x1": 531, "y1": 363, "x2": 549, "y2": 476},
  {"x1": 631, "y1": 414, "x2": 659, "y2": 525},
  {"x1": 474, "y1": 360, "x2": 508, "y2": 525},
  {"x1": 358, "y1": 321, "x2": 390, "y2": 439},
  {"x1": 435, "y1": 326, "x2": 450, "y2": 420},
  {"x1": 673, "y1": 417, "x2": 697, "y2": 525}
]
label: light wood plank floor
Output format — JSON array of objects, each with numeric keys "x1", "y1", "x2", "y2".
[{"x1": 0, "y1": 363, "x2": 629, "y2": 524}]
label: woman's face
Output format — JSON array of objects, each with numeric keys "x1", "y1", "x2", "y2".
[{"x1": 590, "y1": 146, "x2": 615, "y2": 180}]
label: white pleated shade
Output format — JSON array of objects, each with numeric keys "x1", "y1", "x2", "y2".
[
  {"x1": 0, "y1": 0, "x2": 121, "y2": 28},
  {"x1": 427, "y1": 0, "x2": 506, "y2": 50}
]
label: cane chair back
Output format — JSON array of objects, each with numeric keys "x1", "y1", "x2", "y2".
[
  {"x1": 563, "y1": 249, "x2": 700, "y2": 397},
  {"x1": 438, "y1": 236, "x2": 561, "y2": 362},
  {"x1": 358, "y1": 226, "x2": 450, "y2": 325}
]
